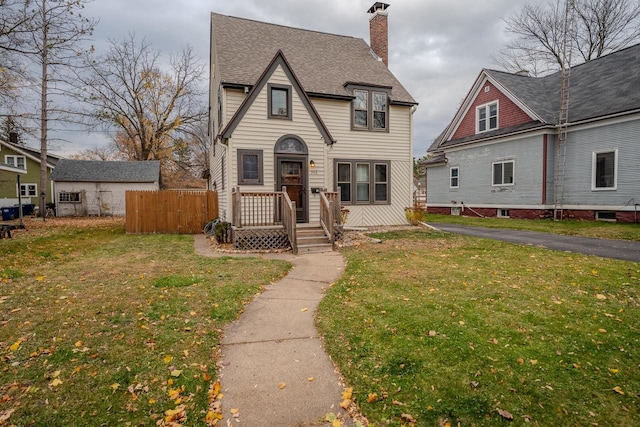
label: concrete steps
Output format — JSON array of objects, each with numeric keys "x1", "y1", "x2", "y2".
[{"x1": 296, "y1": 226, "x2": 333, "y2": 253}]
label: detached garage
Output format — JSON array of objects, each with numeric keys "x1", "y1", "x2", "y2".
[{"x1": 50, "y1": 159, "x2": 160, "y2": 217}]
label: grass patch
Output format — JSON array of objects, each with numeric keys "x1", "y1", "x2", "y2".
[
  {"x1": 0, "y1": 218, "x2": 290, "y2": 426},
  {"x1": 426, "y1": 213, "x2": 640, "y2": 241},
  {"x1": 153, "y1": 274, "x2": 205, "y2": 288},
  {"x1": 317, "y1": 229, "x2": 640, "y2": 426}
]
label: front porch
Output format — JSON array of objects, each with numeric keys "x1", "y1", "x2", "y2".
[{"x1": 230, "y1": 187, "x2": 343, "y2": 254}]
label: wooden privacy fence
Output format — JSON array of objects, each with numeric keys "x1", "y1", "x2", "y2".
[{"x1": 125, "y1": 190, "x2": 218, "y2": 234}]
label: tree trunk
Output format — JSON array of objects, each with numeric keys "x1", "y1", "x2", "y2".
[{"x1": 39, "y1": 2, "x2": 48, "y2": 218}]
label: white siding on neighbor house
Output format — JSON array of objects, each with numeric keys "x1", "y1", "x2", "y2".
[
  {"x1": 225, "y1": 66, "x2": 327, "y2": 223},
  {"x1": 211, "y1": 143, "x2": 228, "y2": 221},
  {"x1": 54, "y1": 182, "x2": 158, "y2": 217},
  {"x1": 427, "y1": 134, "x2": 546, "y2": 208},
  {"x1": 315, "y1": 99, "x2": 414, "y2": 226},
  {"x1": 557, "y1": 118, "x2": 640, "y2": 209}
]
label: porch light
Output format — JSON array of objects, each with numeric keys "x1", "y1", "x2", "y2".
[{"x1": 309, "y1": 160, "x2": 315, "y2": 168}]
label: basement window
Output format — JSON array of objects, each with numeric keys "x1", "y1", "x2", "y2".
[
  {"x1": 595, "y1": 211, "x2": 616, "y2": 221},
  {"x1": 497, "y1": 209, "x2": 510, "y2": 218},
  {"x1": 451, "y1": 207, "x2": 461, "y2": 216}
]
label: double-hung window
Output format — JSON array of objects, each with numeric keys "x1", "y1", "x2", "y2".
[
  {"x1": 5, "y1": 155, "x2": 25, "y2": 170},
  {"x1": 237, "y1": 149, "x2": 263, "y2": 185},
  {"x1": 492, "y1": 160, "x2": 514, "y2": 186},
  {"x1": 351, "y1": 87, "x2": 389, "y2": 131},
  {"x1": 477, "y1": 101, "x2": 498, "y2": 133},
  {"x1": 592, "y1": 150, "x2": 617, "y2": 190},
  {"x1": 450, "y1": 167, "x2": 459, "y2": 188},
  {"x1": 19, "y1": 183, "x2": 37, "y2": 197},
  {"x1": 268, "y1": 84, "x2": 291, "y2": 119},
  {"x1": 336, "y1": 160, "x2": 390, "y2": 204}
]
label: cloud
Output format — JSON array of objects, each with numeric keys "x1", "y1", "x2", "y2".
[{"x1": 49, "y1": 0, "x2": 529, "y2": 157}]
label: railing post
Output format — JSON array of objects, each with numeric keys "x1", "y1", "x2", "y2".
[{"x1": 234, "y1": 186, "x2": 242, "y2": 228}]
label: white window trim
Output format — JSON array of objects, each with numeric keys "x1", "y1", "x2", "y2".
[
  {"x1": 18, "y1": 183, "x2": 37, "y2": 197},
  {"x1": 492, "y1": 160, "x2": 515, "y2": 186},
  {"x1": 5, "y1": 155, "x2": 26, "y2": 170},
  {"x1": 497, "y1": 209, "x2": 510, "y2": 218},
  {"x1": 591, "y1": 149, "x2": 618, "y2": 191},
  {"x1": 450, "y1": 166, "x2": 459, "y2": 188},
  {"x1": 476, "y1": 101, "x2": 499, "y2": 134}
]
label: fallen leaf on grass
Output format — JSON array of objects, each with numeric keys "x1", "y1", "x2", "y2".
[
  {"x1": 341, "y1": 387, "x2": 352, "y2": 400},
  {"x1": 340, "y1": 398, "x2": 351, "y2": 409},
  {"x1": 497, "y1": 408, "x2": 514, "y2": 420},
  {"x1": 49, "y1": 379, "x2": 63, "y2": 387},
  {"x1": 0, "y1": 408, "x2": 14, "y2": 423},
  {"x1": 278, "y1": 382, "x2": 286, "y2": 390},
  {"x1": 595, "y1": 294, "x2": 607, "y2": 300},
  {"x1": 170, "y1": 369, "x2": 182, "y2": 377},
  {"x1": 613, "y1": 386, "x2": 625, "y2": 395},
  {"x1": 401, "y1": 413, "x2": 416, "y2": 423},
  {"x1": 367, "y1": 392, "x2": 378, "y2": 403}
]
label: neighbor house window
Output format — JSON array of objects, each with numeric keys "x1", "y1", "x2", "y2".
[
  {"x1": 498, "y1": 209, "x2": 510, "y2": 218},
  {"x1": 59, "y1": 192, "x2": 81, "y2": 203},
  {"x1": 5, "y1": 155, "x2": 25, "y2": 170},
  {"x1": 351, "y1": 87, "x2": 389, "y2": 131},
  {"x1": 268, "y1": 84, "x2": 291, "y2": 119},
  {"x1": 450, "y1": 167, "x2": 459, "y2": 188},
  {"x1": 237, "y1": 149, "x2": 263, "y2": 185},
  {"x1": 592, "y1": 150, "x2": 617, "y2": 190},
  {"x1": 19, "y1": 183, "x2": 37, "y2": 197},
  {"x1": 477, "y1": 101, "x2": 498, "y2": 133},
  {"x1": 492, "y1": 160, "x2": 514, "y2": 186},
  {"x1": 335, "y1": 159, "x2": 390, "y2": 204}
]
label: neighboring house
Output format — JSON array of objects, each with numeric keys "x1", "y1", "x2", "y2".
[
  {"x1": 50, "y1": 159, "x2": 161, "y2": 216},
  {"x1": 209, "y1": 2, "x2": 418, "y2": 228},
  {"x1": 0, "y1": 139, "x2": 59, "y2": 206},
  {"x1": 424, "y1": 43, "x2": 640, "y2": 222}
]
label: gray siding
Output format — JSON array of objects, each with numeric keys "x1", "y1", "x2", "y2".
[
  {"x1": 559, "y1": 119, "x2": 640, "y2": 208},
  {"x1": 427, "y1": 134, "x2": 545, "y2": 207}
]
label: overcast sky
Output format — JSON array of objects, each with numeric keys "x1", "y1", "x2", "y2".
[{"x1": 50, "y1": 0, "x2": 532, "y2": 158}]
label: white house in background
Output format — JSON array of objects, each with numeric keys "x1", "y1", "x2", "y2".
[
  {"x1": 209, "y1": 2, "x2": 418, "y2": 227},
  {"x1": 50, "y1": 159, "x2": 160, "y2": 216},
  {"x1": 424, "y1": 43, "x2": 640, "y2": 222}
]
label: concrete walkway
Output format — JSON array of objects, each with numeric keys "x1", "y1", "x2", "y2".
[{"x1": 193, "y1": 235, "x2": 355, "y2": 426}]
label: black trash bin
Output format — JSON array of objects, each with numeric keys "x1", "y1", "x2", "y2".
[{"x1": 14, "y1": 204, "x2": 35, "y2": 216}]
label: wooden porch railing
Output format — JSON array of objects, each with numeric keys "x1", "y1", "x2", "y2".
[
  {"x1": 232, "y1": 187, "x2": 283, "y2": 227},
  {"x1": 282, "y1": 189, "x2": 297, "y2": 254},
  {"x1": 231, "y1": 186, "x2": 297, "y2": 253},
  {"x1": 323, "y1": 191, "x2": 342, "y2": 225},
  {"x1": 319, "y1": 192, "x2": 335, "y2": 244}
]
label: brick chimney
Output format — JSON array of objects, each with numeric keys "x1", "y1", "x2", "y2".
[{"x1": 367, "y1": 2, "x2": 390, "y2": 67}]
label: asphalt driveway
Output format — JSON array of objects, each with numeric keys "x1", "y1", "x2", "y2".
[{"x1": 427, "y1": 223, "x2": 640, "y2": 262}]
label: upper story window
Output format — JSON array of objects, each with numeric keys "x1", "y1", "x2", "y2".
[
  {"x1": 268, "y1": 84, "x2": 291, "y2": 119},
  {"x1": 477, "y1": 101, "x2": 498, "y2": 133},
  {"x1": 351, "y1": 86, "x2": 389, "y2": 131},
  {"x1": 19, "y1": 183, "x2": 37, "y2": 197},
  {"x1": 592, "y1": 149, "x2": 617, "y2": 190},
  {"x1": 492, "y1": 160, "x2": 514, "y2": 186},
  {"x1": 5, "y1": 155, "x2": 25, "y2": 170}
]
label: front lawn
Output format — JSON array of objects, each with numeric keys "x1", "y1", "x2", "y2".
[
  {"x1": 425, "y1": 213, "x2": 640, "y2": 241},
  {"x1": 0, "y1": 218, "x2": 290, "y2": 426},
  {"x1": 317, "y1": 229, "x2": 640, "y2": 426}
]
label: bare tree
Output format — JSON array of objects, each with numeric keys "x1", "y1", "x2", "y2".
[
  {"x1": 70, "y1": 145, "x2": 123, "y2": 161},
  {"x1": 495, "y1": 0, "x2": 640, "y2": 75},
  {"x1": 3, "y1": 0, "x2": 96, "y2": 216},
  {"x1": 77, "y1": 34, "x2": 207, "y2": 182}
]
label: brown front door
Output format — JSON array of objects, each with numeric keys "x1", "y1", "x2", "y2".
[{"x1": 277, "y1": 158, "x2": 306, "y2": 223}]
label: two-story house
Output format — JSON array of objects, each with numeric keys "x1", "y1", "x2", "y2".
[
  {"x1": 0, "y1": 139, "x2": 60, "y2": 207},
  {"x1": 208, "y1": 2, "x2": 417, "y2": 249},
  {"x1": 424, "y1": 43, "x2": 640, "y2": 222}
]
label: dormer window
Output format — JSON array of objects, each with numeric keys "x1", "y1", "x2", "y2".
[
  {"x1": 350, "y1": 86, "x2": 389, "y2": 131},
  {"x1": 268, "y1": 84, "x2": 291, "y2": 119},
  {"x1": 477, "y1": 101, "x2": 498, "y2": 133}
]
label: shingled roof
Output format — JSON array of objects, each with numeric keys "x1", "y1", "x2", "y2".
[
  {"x1": 50, "y1": 159, "x2": 160, "y2": 183},
  {"x1": 430, "y1": 43, "x2": 640, "y2": 152},
  {"x1": 210, "y1": 12, "x2": 417, "y2": 105}
]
